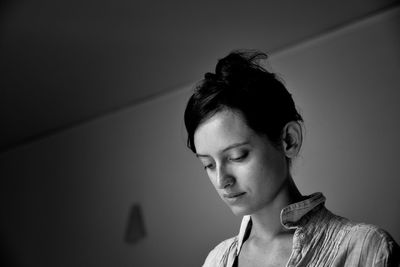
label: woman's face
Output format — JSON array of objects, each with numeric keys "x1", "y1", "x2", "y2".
[{"x1": 194, "y1": 109, "x2": 289, "y2": 216}]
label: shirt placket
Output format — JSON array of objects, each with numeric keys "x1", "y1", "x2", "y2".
[{"x1": 285, "y1": 227, "x2": 306, "y2": 267}]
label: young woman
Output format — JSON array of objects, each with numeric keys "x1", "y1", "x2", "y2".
[{"x1": 184, "y1": 50, "x2": 399, "y2": 266}]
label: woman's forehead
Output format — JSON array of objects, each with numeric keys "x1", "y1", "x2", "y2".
[{"x1": 194, "y1": 110, "x2": 254, "y2": 154}]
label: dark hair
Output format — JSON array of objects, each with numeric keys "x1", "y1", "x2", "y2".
[{"x1": 184, "y1": 49, "x2": 303, "y2": 153}]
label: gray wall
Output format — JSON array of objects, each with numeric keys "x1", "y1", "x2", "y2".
[{"x1": 0, "y1": 7, "x2": 399, "y2": 267}]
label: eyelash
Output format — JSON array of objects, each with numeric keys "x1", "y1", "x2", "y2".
[
  {"x1": 204, "y1": 164, "x2": 214, "y2": 170},
  {"x1": 229, "y1": 152, "x2": 248, "y2": 162},
  {"x1": 203, "y1": 152, "x2": 248, "y2": 170}
]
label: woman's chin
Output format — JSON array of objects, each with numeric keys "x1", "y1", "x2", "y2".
[{"x1": 229, "y1": 205, "x2": 252, "y2": 217}]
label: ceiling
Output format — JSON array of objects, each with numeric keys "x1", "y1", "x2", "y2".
[{"x1": 1, "y1": 0, "x2": 399, "y2": 152}]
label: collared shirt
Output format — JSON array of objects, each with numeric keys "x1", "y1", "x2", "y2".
[{"x1": 202, "y1": 193, "x2": 400, "y2": 267}]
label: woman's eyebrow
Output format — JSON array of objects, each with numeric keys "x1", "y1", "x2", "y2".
[{"x1": 196, "y1": 141, "x2": 249, "y2": 158}]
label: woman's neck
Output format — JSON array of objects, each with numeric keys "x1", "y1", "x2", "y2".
[{"x1": 249, "y1": 176, "x2": 302, "y2": 242}]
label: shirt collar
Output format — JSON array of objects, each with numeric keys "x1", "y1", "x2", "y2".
[
  {"x1": 281, "y1": 192, "x2": 326, "y2": 229},
  {"x1": 236, "y1": 192, "x2": 326, "y2": 255}
]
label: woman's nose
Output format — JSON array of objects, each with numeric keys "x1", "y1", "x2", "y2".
[{"x1": 215, "y1": 165, "x2": 234, "y2": 189}]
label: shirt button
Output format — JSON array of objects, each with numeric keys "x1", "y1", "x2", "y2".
[{"x1": 299, "y1": 233, "x2": 305, "y2": 239}]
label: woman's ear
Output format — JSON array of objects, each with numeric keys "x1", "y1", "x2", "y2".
[{"x1": 281, "y1": 121, "x2": 302, "y2": 159}]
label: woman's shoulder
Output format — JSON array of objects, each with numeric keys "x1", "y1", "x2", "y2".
[
  {"x1": 321, "y1": 208, "x2": 397, "y2": 245},
  {"x1": 313, "y1": 208, "x2": 399, "y2": 265},
  {"x1": 344, "y1": 221, "x2": 396, "y2": 246},
  {"x1": 342, "y1": 221, "x2": 400, "y2": 265},
  {"x1": 202, "y1": 236, "x2": 238, "y2": 267},
  {"x1": 347, "y1": 222, "x2": 393, "y2": 238}
]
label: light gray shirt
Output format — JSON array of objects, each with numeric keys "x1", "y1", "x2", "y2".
[{"x1": 202, "y1": 193, "x2": 399, "y2": 266}]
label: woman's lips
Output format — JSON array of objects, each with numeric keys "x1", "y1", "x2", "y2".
[{"x1": 223, "y1": 192, "x2": 246, "y2": 199}]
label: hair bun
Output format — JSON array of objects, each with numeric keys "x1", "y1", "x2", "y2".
[{"x1": 214, "y1": 50, "x2": 268, "y2": 84}]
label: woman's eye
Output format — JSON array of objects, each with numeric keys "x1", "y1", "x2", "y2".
[
  {"x1": 203, "y1": 163, "x2": 214, "y2": 170},
  {"x1": 202, "y1": 162, "x2": 213, "y2": 170},
  {"x1": 229, "y1": 152, "x2": 248, "y2": 161}
]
